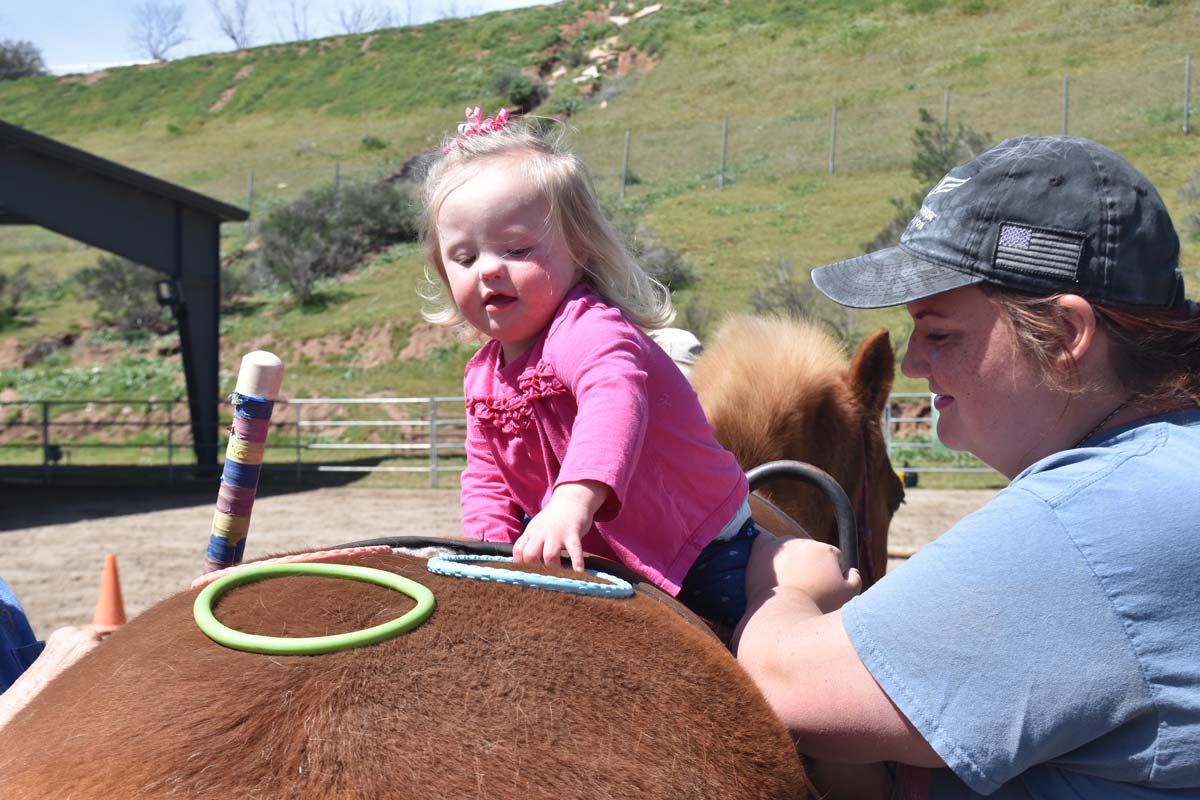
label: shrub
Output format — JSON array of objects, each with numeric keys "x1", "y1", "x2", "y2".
[
  {"x1": 559, "y1": 47, "x2": 585, "y2": 68},
  {"x1": 543, "y1": 96, "x2": 581, "y2": 118},
  {"x1": 488, "y1": 67, "x2": 547, "y2": 112},
  {"x1": 571, "y1": 21, "x2": 617, "y2": 48},
  {"x1": 749, "y1": 258, "x2": 854, "y2": 340},
  {"x1": 254, "y1": 179, "x2": 420, "y2": 304},
  {"x1": 219, "y1": 261, "x2": 260, "y2": 307},
  {"x1": 678, "y1": 299, "x2": 716, "y2": 341},
  {"x1": 639, "y1": 245, "x2": 696, "y2": 290},
  {"x1": 610, "y1": 213, "x2": 696, "y2": 291},
  {"x1": 360, "y1": 134, "x2": 388, "y2": 151},
  {"x1": 76, "y1": 256, "x2": 173, "y2": 334},
  {"x1": 489, "y1": 67, "x2": 521, "y2": 97},
  {"x1": 1182, "y1": 173, "x2": 1200, "y2": 243},
  {"x1": 0, "y1": 264, "x2": 34, "y2": 329},
  {"x1": 1179, "y1": 174, "x2": 1200, "y2": 204},
  {"x1": 1, "y1": 263, "x2": 33, "y2": 314},
  {"x1": 0, "y1": 40, "x2": 47, "y2": 81},
  {"x1": 864, "y1": 108, "x2": 990, "y2": 252}
]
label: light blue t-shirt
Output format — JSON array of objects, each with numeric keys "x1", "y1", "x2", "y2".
[
  {"x1": 0, "y1": 576, "x2": 43, "y2": 694},
  {"x1": 844, "y1": 410, "x2": 1200, "y2": 798}
]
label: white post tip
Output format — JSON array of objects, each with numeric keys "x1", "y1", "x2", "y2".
[{"x1": 233, "y1": 351, "x2": 285, "y2": 400}]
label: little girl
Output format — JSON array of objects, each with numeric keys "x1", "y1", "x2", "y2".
[{"x1": 419, "y1": 108, "x2": 762, "y2": 629}]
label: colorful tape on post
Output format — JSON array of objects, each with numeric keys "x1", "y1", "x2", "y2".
[{"x1": 205, "y1": 392, "x2": 275, "y2": 572}]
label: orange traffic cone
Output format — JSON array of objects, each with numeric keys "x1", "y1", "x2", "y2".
[{"x1": 91, "y1": 553, "x2": 127, "y2": 632}]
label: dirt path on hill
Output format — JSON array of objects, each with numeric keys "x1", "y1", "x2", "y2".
[{"x1": 0, "y1": 485, "x2": 995, "y2": 634}]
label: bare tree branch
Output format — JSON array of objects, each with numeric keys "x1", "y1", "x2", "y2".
[
  {"x1": 130, "y1": 0, "x2": 188, "y2": 61},
  {"x1": 332, "y1": 3, "x2": 394, "y2": 34},
  {"x1": 435, "y1": 2, "x2": 481, "y2": 20},
  {"x1": 211, "y1": 0, "x2": 255, "y2": 49},
  {"x1": 275, "y1": 0, "x2": 312, "y2": 42},
  {"x1": 401, "y1": 0, "x2": 418, "y2": 27}
]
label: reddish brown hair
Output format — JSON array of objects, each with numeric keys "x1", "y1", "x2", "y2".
[{"x1": 986, "y1": 286, "x2": 1200, "y2": 404}]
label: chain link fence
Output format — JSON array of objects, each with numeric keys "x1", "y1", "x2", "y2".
[
  {"x1": 0, "y1": 393, "x2": 995, "y2": 486},
  {"x1": 574, "y1": 55, "x2": 1193, "y2": 196},
  {"x1": 227, "y1": 54, "x2": 1194, "y2": 221}
]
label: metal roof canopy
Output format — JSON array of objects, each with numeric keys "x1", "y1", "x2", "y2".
[{"x1": 0, "y1": 119, "x2": 248, "y2": 470}]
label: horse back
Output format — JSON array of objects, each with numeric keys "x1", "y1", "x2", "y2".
[{"x1": 0, "y1": 551, "x2": 806, "y2": 799}]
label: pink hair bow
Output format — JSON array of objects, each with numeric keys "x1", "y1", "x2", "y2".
[{"x1": 443, "y1": 107, "x2": 511, "y2": 153}]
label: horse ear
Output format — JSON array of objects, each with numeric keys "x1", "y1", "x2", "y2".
[{"x1": 847, "y1": 329, "x2": 895, "y2": 417}]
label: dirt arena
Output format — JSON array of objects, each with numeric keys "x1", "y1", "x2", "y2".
[{"x1": 0, "y1": 483, "x2": 995, "y2": 634}]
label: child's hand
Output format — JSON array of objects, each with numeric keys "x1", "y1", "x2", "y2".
[
  {"x1": 512, "y1": 480, "x2": 610, "y2": 572},
  {"x1": 746, "y1": 535, "x2": 862, "y2": 614}
]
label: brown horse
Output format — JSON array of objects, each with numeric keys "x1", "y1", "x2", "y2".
[
  {"x1": 0, "y1": 548, "x2": 808, "y2": 799},
  {"x1": 691, "y1": 315, "x2": 904, "y2": 587},
  {"x1": 0, "y1": 317, "x2": 903, "y2": 799}
]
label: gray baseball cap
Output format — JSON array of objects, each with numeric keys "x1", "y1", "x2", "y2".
[{"x1": 812, "y1": 135, "x2": 1184, "y2": 309}]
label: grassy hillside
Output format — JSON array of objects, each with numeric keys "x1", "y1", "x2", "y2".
[{"x1": 2, "y1": 0, "x2": 1198, "y2": 410}]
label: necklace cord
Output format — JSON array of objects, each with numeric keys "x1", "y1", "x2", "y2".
[{"x1": 1074, "y1": 399, "x2": 1130, "y2": 448}]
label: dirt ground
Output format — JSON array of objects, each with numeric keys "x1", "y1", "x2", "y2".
[{"x1": 0, "y1": 484, "x2": 996, "y2": 635}]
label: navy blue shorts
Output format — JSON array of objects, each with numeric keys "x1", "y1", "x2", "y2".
[{"x1": 675, "y1": 518, "x2": 759, "y2": 629}]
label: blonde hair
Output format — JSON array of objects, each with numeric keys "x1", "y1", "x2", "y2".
[{"x1": 418, "y1": 115, "x2": 674, "y2": 329}]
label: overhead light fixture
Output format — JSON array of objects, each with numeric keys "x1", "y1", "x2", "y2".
[{"x1": 155, "y1": 279, "x2": 181, "y2": 308}]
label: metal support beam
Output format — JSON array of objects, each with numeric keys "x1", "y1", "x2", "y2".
[{"x1": 0, "y1": 125, "x2": 245, "y2": 470}]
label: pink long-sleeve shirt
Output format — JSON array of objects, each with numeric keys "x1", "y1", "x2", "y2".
[{"x1": 459, "y1": 285, "x2": 748, "y2": 595}]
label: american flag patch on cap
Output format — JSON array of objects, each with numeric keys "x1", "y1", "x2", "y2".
[{"x1": 992, "y1": 223, "x2": 1084, "y2": 280}]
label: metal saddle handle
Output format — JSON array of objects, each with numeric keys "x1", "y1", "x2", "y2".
[{"x1": 745, "y1": 460, "x2": 858, "y2": 573}]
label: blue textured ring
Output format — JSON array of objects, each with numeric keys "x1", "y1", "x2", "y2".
[{"x1": 426, "y1": 555, "x2": 634, "y2": 599}]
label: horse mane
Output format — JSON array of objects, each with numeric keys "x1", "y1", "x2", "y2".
[
  {"x1": 693, "y1": 315, "x2": 850, "y2": 471},
  {"x1": 692, "y1": 315, "x2": 903, "y2": 576}
]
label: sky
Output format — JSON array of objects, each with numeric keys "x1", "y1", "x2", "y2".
[{"x1": 2, "y1": 0, "x2": 547, "y2": 74}]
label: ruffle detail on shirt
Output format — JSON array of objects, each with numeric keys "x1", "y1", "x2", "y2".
[
  {"x1": 516, "y1": 360, "x2": 566, "y2": 399},
  {"x1": 467, "y1": 359, "x2": 566, "y2": 434}
]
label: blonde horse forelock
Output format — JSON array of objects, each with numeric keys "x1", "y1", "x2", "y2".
[{"x1": 693, "y1": 315, "x2": 848, "y2": 435}]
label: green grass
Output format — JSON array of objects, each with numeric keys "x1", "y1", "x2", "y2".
[
  {"x1": 903, "y1": 472, "x2": 1009, "y2": 490},
  {"x1": 0, "y1": 4, "x2": 582, "y2": 135},
  {"x1": 1, "y1": 0, "x2": 1198, "y2": 412},
  {"x1": 0, "y1": 351, "x2": 183, "y2": 401}
]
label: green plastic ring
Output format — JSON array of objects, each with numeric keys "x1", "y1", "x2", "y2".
[{"x1": 193, "y1": 562, "x2": 435, "y2": 655}]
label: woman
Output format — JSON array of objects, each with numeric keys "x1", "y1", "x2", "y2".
[
  {"x1": 0, "y1": 575, "x2": 104, "y2": 730},
  {"x1": 736, "y1": 135, "x2": 1200, "y2": 798}
]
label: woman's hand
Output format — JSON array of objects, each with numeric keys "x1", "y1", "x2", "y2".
[
  {"x1": 512, "y1": 480, "x2": 610, "y2": 571},
  {"x1": 0, "y1": 624, "x2": 107, "y2": 730},
  {"x1": 745, "y1": 534, "x2": 862, "y2": 613}
]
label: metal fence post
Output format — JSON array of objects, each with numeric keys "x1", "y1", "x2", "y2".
[
  {"x1": 40, "y1": 401, "x2": 49, "y2": 483},
  {"x1": 718, "y1": 117, "x2": 728, "y2": 189},
  {"x1": 1185, "y1": 55, "x2": 1192, "y2": 136},
  {"x1": 428, "y1": 398, "x2": 439, "y2": 488},
  {"x1": 244, "y1": 169, "x2": 254, "y2": 236},
  {"x1": 942, "y1": 89, "x2": 951, "y2": 160},
  {"x1": 619, "y1": 130, "x2": 631, "y2": 201},
  {"x1": 295, "y1": 402, "x2": 303, "y2": 484},
  {"x1": 166, "y1": 400, "x2": 175, "y2": 485},
  {"x1": 1062, "y1": 74, "x2": 1069, "y2": 135},
  {"x1": 883, "y1": 404, "x2": 893, "y2": 451},
  {"x1": 828, "y1": 105, "x2": 837, "y2": 176}
]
